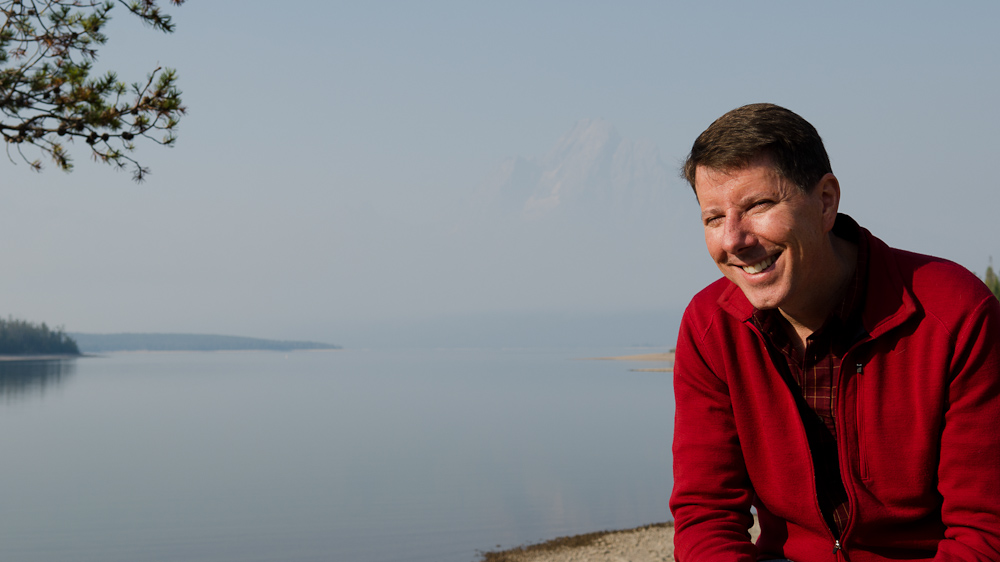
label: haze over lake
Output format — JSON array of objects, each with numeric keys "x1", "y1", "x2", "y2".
[{"x1": 0, "y1": 348, "x2": 672, "y2": 562}]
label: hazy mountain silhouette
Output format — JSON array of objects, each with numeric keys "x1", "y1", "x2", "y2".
[
  {"x1": 478, "y1": 119, "x2": 678, "y2": 223},
  {"x1": 385, "y1": 119, "x2": 711, "y2": 347}
]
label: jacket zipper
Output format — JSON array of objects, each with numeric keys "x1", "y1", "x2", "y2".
[
  {"x1": 834, "y1": 346, "x2": 870, "y2": 558},
  {"x1": 746, "y1": 322, "x2": 843, "y2": 552},
  {"x1": 855, "y1": 362, "x2": 869, "y2": 480}
]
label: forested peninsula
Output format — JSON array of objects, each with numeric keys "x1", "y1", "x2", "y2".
[{"x1": 0, "y1": 318, "x2": 81, "y2": 356}]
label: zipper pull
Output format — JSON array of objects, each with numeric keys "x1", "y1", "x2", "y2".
[
  {"x1": 856, "y1": 363, "x2": 863, "y2": 374},
  {"x1": 833, "y1": 539, "x2": 842, "y2": 554}
]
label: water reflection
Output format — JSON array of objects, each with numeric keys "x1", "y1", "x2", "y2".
[{"x1": 0, "y1": 359, "x2": 76, "y2": 401}]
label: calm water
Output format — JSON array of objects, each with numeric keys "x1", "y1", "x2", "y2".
[{"x1": 0, "y1": 348, "x2": 674, "y2": 562}]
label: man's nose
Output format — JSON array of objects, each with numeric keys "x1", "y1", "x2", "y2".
[{"x1": 722, "y1": 217, "x2": 756, "y2": 254}]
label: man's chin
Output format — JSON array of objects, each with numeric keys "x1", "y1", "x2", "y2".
[{"x1": 739, "y1": 287, "x2": 785, "y2": 311}]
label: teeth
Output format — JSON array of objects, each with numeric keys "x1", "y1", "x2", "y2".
[{"x1": 742, "y1": 256, "x2": 775, "y2": 274}]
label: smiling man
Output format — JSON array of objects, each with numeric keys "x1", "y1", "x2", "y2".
[{"x1": 669, "y1": 104, "x2": 1000, "y2": 561}]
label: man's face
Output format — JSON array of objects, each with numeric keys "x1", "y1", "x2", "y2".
[{"x1": 694, "y1": 159, "x2": 838, "y2": 318}]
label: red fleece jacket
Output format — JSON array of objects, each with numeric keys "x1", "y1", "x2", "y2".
[{"x1": 670, "y1": 220, "x2": 1000, "y2": 561}]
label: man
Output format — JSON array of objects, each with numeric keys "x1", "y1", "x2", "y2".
[{"x1": 669, "y1": 103, "x2": 1000, "y2": 561}]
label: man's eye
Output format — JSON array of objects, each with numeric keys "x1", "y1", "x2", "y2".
[{"x1": 704, "y1": 216, "x2": 722, "y2": 226}]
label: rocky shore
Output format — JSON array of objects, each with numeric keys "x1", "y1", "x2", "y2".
[{"x1": 478, "y1": 518, "x2": 759, "y2": 562}]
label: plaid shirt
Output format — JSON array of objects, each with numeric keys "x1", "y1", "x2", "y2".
[{"x1": 752, "y1": 224, "x2": 869, "y2": 537}]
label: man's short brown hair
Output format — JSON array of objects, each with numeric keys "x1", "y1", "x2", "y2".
[{"x1": 682, "y1": 103, "x2": 832, "y2": 193}]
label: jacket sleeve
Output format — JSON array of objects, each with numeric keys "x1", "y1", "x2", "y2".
[
  {"x1": 670, "y1": 307, "x2": 757, "y2": 561},
  {"x1": 934, "y1": 294, "x2": 1000, "y2": 561}
]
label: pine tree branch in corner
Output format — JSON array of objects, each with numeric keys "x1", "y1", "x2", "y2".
[{"x1": 0, "y1": 0, "x2": 187, "y2": 182}]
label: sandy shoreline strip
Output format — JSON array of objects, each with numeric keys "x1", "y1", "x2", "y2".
[
  {"x1": 478, "y1": 518, "x2": 759, "y2": 561},
  {"x1": 585, "y1": 352, "x2": 674, "y2": 372},
  {"x1": 586, "y1": 352, "x2": 674, "y2": 362}
]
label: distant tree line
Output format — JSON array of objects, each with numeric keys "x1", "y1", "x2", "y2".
[{"x1": 0, "y1": 317, "x2": 80, "y2": 355}]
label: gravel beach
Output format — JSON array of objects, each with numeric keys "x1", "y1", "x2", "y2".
[{"x1": 478, "y1": 518, "x2": 760, "y2": 562}]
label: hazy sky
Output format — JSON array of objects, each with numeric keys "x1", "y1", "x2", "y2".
[{"x1": 3, "y1": 1, "x2": 999, "y2": 347}]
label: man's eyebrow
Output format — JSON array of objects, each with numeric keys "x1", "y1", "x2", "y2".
[
  {"x1": 700, "y1": 205, "x2": 723, "y2": 219},
  {"x1": 732, "y1": 191, "x2": 773, "y2": 211}
]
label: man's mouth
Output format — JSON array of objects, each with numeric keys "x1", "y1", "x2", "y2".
[{"x1": 741, "y1": 254, "x2": 776, "y2": 274}]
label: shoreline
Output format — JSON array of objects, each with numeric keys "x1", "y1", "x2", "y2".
[
  {"x1": 479, "y1": 517, "x2": 759, "y2": 562},
  {"x1": 585, "y1": 352, "x2": 674, "y2": 372},
  {"x1": 585, "y1": 352, "x2": 674, "y2": 361},
  {"x1": 0, "y1": 354, "x2": 82, "y2": 362}
]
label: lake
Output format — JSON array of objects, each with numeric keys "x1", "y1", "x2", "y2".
[{"x1": 0, "y1": 348, "x2": 674, "y2": 562}]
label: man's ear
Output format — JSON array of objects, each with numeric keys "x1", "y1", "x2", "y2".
[{"x1": 815, "y1": 173, "x2": 840, "y2": 231}]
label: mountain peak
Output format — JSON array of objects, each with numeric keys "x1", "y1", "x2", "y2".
[
  {"x1": 481, "y1": 119, "x2": 671, "y2": 220},
  {"x1": 542, "y1": 118, "x2": 622, "y2": 165}
]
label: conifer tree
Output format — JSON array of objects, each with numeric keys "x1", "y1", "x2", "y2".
[
  {"x1": 0, "y1": 0, "x2": 186, "y2": 182},
  {"x1": 986, "y1": 260, "x2": 1000, "y2": 301}
]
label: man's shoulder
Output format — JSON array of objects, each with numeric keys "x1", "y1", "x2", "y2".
[
  {"x1": 686, "y1": 277, "x2": 735, "y2": 312},
  {"x1": 681, "y1": 277, "x2": 749, "y2": 331},
  {"x1": 874, "y1": 243, "x2": 995, "y2": 324},
  {"x1": 885, "y1": 246, "x2": 989, "y2": 301}
]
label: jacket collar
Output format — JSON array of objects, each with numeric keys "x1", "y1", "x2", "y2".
[{"x1": 717, "y1": 214, "x2": 918, "y2": 340}]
